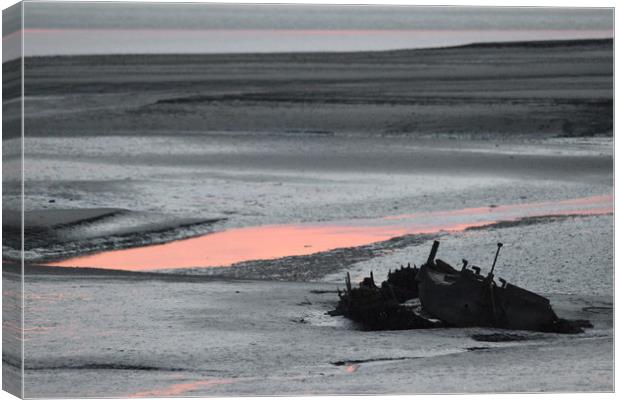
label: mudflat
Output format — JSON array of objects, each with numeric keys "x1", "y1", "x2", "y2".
[
  {"x1": 3, "y1": 38, "x2": 613, "y2": 396},
  {"x1": 4, "y1": 39, "x2": 611, "y2": 139}
]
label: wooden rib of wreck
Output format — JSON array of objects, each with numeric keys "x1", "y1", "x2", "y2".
[
  {"x1": 417, "y1": 240, "x2": 591, "y2": 334},
  {"x1": 386, "y1": 263, "x2": 419, "y2": 303},
  {"x1": 330, "y1": 271, "x2": 442, "y2": 331}
]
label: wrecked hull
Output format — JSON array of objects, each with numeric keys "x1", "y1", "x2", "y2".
[
  {"x1": 332, "y1": 272, "x2": 442, "y2": 331},
  {"x1": 418, "y1": 263, "x2": 559, "y2": 331},
  {"x1": 417, "y1": 241, "x2": 589, "y2": 333},
  {"x1": 333, "y1": 240, "x2": 591, "y2": 333}
]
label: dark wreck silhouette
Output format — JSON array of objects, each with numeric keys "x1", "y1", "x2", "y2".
[{"x1": 331, "y1": 241, "x2": 592, "y2": 334}]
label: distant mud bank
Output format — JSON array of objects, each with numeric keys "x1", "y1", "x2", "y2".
[{"x1": 6, "y1": 39, "x2": 612, "y2": 140}]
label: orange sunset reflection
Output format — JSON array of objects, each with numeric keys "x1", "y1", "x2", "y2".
[
  {"x1": 47, "y1": 225, "x2": 409, "y2": 271},
  {"x1": 45, "y1": 195, "x2": 612, "y2": 272},
  {"x1": 129, "y1": 378, "x2": 234, "y2": 398}
]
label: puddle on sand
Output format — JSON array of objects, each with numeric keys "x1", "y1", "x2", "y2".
[
  {"x1": 345, "y1": 364, "x2": 359, "y2": 373},
  {"x1": 46, "y1": 195, "x2": 612, "y2": 271}
]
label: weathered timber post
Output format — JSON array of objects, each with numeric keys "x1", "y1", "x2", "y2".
[{"x1": 426, "y1": 240, "x2": 440, "y2": 265}]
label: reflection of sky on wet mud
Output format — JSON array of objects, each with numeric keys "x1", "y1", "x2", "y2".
[
  {"x1": 345, "y1": 364, "x2": 360, "y2": 373},
  {"x1": 129, "y1": 378, "x2": 234, "y2": 397},
  {"x1": 23, "y1": 291, "x2": 92, "y2": 342},
  {"x1": 47, "y1": 195, "x2": 612, "y2": 271}
]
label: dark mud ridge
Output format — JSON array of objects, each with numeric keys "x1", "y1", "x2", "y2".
[
  {"x1": 331, "y1": 356, "x2": 419, "y2": 366},
  {"x1": 3, "y1": 208, "x2": 225, "y2": 263}
]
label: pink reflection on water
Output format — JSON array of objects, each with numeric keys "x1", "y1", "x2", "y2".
[
  {"x1": 384, "y1": 195, "x2": 613, "y2": 221},
  {"x1": 46, "y1": 195, "x2": 612, "y2": 271},
  {"x1": 129, "y1": 378, "x2": 233, "y2": 397},
  {"x1": 49, "y1": 225, "x2": 409, "y2": 271},
  {"x1": 345, "y1": 364, "x2": 360, "y2": 373}
]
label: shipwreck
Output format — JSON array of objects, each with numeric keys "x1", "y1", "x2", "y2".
[
  {"x1": 333, "y1": 240, "x2": 591, "y2": 334},
  {"x1": 330, "y1": 271, "x2": 442, "y2": 330}
]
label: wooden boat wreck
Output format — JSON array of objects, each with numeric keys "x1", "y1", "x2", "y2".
[
  {"x1": 330, "y1": 271, "x2": 442, "y2": 331},
  {"x1": 332, "y1": 240, "x2": 590, "y2": 333},
  {"x1": 417, "y1": 241, "x2": 590, "y2": 334},
  {"x1": 386, "y1": 264, "x2": 419, "y2": 302}
]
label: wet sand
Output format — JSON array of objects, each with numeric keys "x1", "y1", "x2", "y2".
[
  {"x1": 6, "y1": 134, "x2": 613, "y2": 265},
  {"x1": 14, "y1": 273, "x2": 612, "y2": 398},
  {"x1": 10, "y1": 195, "x2": 614, "y2": 396}
]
